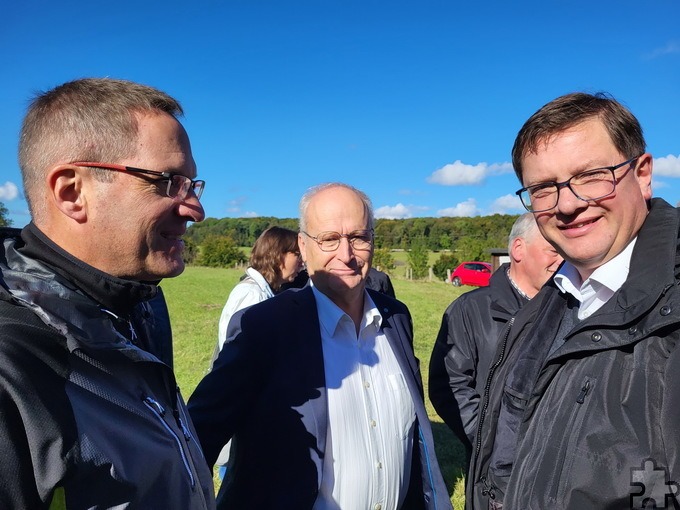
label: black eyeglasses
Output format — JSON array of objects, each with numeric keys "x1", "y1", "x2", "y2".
[
  {"x1": 302, "y1": 229, "x2": 373, "y2": 252},
  {"x1": 72, "y1": 162, "x2": 205, "y2": 201},
  {"x1": 515, "y1": 155, "x2": 642, "y2": 213}
]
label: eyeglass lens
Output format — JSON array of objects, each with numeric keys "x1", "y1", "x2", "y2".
[
  {"x1": 316, "y1": 231, "x2": 372, "y2": 251},
  {"x1": 169, "y1": 175, "x2": 204, "y2": 200},
  {"x1": 525, "y1": 170, "x2": 615, "y2": 211}
]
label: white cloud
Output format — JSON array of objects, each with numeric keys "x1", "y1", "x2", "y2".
[
  {"x1": 226, "y1": 196, "x2": 248, "y2": 214},
  {"x1": 0, "y1": 181, "x2": 19, "y2": 201},
  {"x1": 652, "y1": 178, "x2": 669, "y2": 190},
  {"x1": 427, "y1": 160, "x2": 513, "y2": 186},
  {"x1": 437, "y1": 198, "x2": 481, "y2": 217},
  {"x1": 489, "y1": 194, "x2": 525, "y2": 214},
  {"x1": 645, "y1": 41, "x2": 680, "y2": 59},
  {"x1": 242, "y1": 211, "x2": 259, "y2": 218},
  {"x1": 653, "y1": 154, "x2": 680, "y2": 177},
  {"x1": 374, "y1": 203, "x2": 428, "y2": 219}
]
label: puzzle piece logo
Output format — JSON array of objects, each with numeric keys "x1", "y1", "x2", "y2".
[{"x1": 630, "y1": 458, "x2": 680, "y2": 509}]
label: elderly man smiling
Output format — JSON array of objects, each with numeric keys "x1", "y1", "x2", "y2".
[{"x1": 189, "y1": 182, "x2": 451, "y2": 510}]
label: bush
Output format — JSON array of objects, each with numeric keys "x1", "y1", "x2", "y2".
[
  {"x1": 182, "y1": 238, "x2": 199, "y2": 265},
  {"x1": 407, "y1": 238, "x2": 429, "y2": 279},
  {"x1": 198, "y1": 236, "x2": 247, "y2": 268},
  {"x1": 433, "y1": 253, "x2": 459, "y2": 281},
  {"x1": 373, "y1": 248, "x2": 396, "y2": 273}
]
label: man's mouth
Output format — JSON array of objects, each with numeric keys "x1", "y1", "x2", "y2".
[{"x1": 560, "y1": 217, "x2": 598, "y2": 230}]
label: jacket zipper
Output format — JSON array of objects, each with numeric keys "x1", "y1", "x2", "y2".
[
  {"x1": 143, "y1": 396, "x2": 196, "y2": 488},
  {"x1": 471, "y1": 317, "x2": 515, "y2": 503},
  {"x1": 547, "y1": 377, "x2": 593, "y2": 502},
  {"x1": 176, "y1": 389, "x2": 206, "y2": 461},
  {"x1": 474, "y1": 317, "x2": 515, "y2": 462},
  {"x1": 576, "y1": 380, "x2": 591, "y2": 404}
]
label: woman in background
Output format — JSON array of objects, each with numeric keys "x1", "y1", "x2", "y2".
[
  {"x1": 216, "y1": 226, "x2": 302, "y2": 351},
  {"x1": 213, "y1": 226, "x2": 302, "y2": 480}
]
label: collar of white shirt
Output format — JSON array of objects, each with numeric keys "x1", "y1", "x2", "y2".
[
  {"x1": 553, "y1": 237, "x2": 637, "y2": 319},
  {"x1": 310, "y1": 281, "x2": 381, "y2": 338},
  {"x1": 245, "y1": 267, "x2": 275, "y2": 297}
]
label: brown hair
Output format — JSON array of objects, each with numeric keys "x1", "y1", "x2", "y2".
[
  {"x1": 249, "y1": 226, "x2": 299, "y2": 291},
  {"x1": 512, "y1": 92, "x2": 646, "y2": 184},
  {"x1": 18, "y1": 77, "x2": 184, "y2": 222}
]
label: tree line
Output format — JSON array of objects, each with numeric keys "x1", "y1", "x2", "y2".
[{"x1": 185, "y1": 214, "x2": 519, "y2": 279}]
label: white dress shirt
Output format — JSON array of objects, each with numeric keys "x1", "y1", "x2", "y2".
[
  {"x1": 553, "y1": 238, "x2": 637, "y2": 320},
  {"x1": 311, "y1": 284, "x2": 416, "y2": 510}
]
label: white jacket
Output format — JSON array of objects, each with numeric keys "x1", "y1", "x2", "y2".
[{"x1": 217, "y1": 267, "x2": 274, "y2": 350}]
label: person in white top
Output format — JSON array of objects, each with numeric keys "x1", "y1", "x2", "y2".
[
  {"x1": 216, "y1": 225, "x2": 302, "y2": 350},
  {"x1": 213, "y1": 225, "x2": 301, "y2": 477}
]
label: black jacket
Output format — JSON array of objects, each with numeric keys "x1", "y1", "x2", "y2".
[
  {"x1": 366, "y1": 267, "x2": 396, "y2": 298},
  {"x1": 429, "y1": 265, "x2": 527, "y2": 461},
  {"x1": 189, "y1": 286, "x2": 452, "y2": 510},
  {"x1": 0, "y1": 224, "x2": 215, "y2": 510},
  {"x1": 468, "y1": 199, "x2": 680, "y2": 509}
]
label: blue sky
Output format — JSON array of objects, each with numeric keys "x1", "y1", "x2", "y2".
[{"x1": 1, "y1": 1, "x2": 679, "y2": 227}]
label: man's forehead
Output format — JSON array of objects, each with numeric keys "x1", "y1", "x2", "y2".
[{"x1": 306, "y1": 189, "x2": 367, "y2": 224}]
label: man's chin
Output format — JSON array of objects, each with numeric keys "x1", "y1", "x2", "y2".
[
  {"x1": 311, "y1": 271, "x2": 364, "y2": 293},
  {"x1": 139, "y1": 258, "x2": 185, "y2": 281}
]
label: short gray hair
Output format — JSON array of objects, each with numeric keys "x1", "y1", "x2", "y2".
[
  {"x1": 19, "y1": 77, "x2": 184, "y2": 222},
  {"x1": 298, "y1": 182, "x2": 374, "y2": 233},
  {"x1": 507, "y1": 212, "x2": 539, "y2": 252}
]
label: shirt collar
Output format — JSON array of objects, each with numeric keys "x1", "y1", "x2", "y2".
[
  {"x1": 554, "y1": 237, "x2": 637, "y2": 298},
  {"x1": 245, "y1": 267, "x2": 275, "y2": 297},
  {"x1": 310, "y1": 281, "x2": 382, "y2": 338}
]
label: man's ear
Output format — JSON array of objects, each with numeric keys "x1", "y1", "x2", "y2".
[
  {"x1": 635, "y1": 153, "x2": 653, "y2": 201},
  {"x1": 297, "y1": 233, "x2": 307, "y2": 264},
  {"x1": 510, "y1": 237, "x2": 524, "y2": 264},
  {"x1": 46, "y1": 165, "x2": 88, "y2": 223}
]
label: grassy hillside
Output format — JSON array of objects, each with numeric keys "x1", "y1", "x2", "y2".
[{"x1": 163, "y1": 266, "x2": 470, "y2": 508}]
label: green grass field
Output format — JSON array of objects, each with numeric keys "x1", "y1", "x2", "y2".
[{"x1": 163, "y1": 266, "x2": 469, "y2": 508}]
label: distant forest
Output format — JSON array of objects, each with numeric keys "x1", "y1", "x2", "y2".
[{"x1": 185, "y1": 213, "x2": 520, "y2": 262}]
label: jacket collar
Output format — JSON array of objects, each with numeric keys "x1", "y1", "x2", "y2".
[
  {"x1": 489, "y1": 263, "x2": 529, "y2": 319},
  {"x1": 18, "y1": 222, "x2": 157, "y2": 316},
  {"x1": 615, "y1": 198, "x2": 679, "y2": 312}
]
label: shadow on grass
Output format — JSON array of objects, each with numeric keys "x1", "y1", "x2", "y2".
[{"x1": 431, "y1": 420, "x2": 467, "y2": 500}]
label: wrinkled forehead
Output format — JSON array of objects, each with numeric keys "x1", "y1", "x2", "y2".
[{"x1": 305, "y1": 188, "x2": 370, "y2": 232}]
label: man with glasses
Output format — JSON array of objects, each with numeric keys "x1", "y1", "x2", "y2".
[
  {"x1": 468, "y1": 92, "x2": 680, "y2": 509},
  {"x1": 189, "y1": 183, "x2": 451, "y2": 510},
  {"x1": 0, "y1": 78, "x2": 214, "y2": 509}
]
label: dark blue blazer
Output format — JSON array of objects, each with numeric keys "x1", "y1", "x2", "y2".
[{"x1": 188, "y1": 286, "x2": 451, "y2": 510}]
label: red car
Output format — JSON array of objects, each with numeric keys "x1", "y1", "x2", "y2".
[{"x1": 450, "y1": 261, "x2": 493, "y2": 287}]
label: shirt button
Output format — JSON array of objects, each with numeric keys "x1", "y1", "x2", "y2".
[
  {"x1": 591, "y1": 332, "x2": 602, "y2": 342},
  {"x1": 364, "y1": 381, "x2": 371, "y2": 388},
  {"x1": 376, "y1": 461, "x2": 382, "y2": 469},
  {"x1": 374, "y1": 504, "x2": 382, "y2": 510},
  {"x1": 370, "y1": 419, "x2": 376, "y2": 427}
]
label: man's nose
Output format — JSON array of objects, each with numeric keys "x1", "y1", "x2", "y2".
[
  {"x1": 334, "y1": 237, "x2": 354, "y2": 260},
  {"x1": 177, "y1": 194, "x2": 205, "y2": 222},
  {"x1": 555, "y1": 184, "x2": 587, "y2": 215}
]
